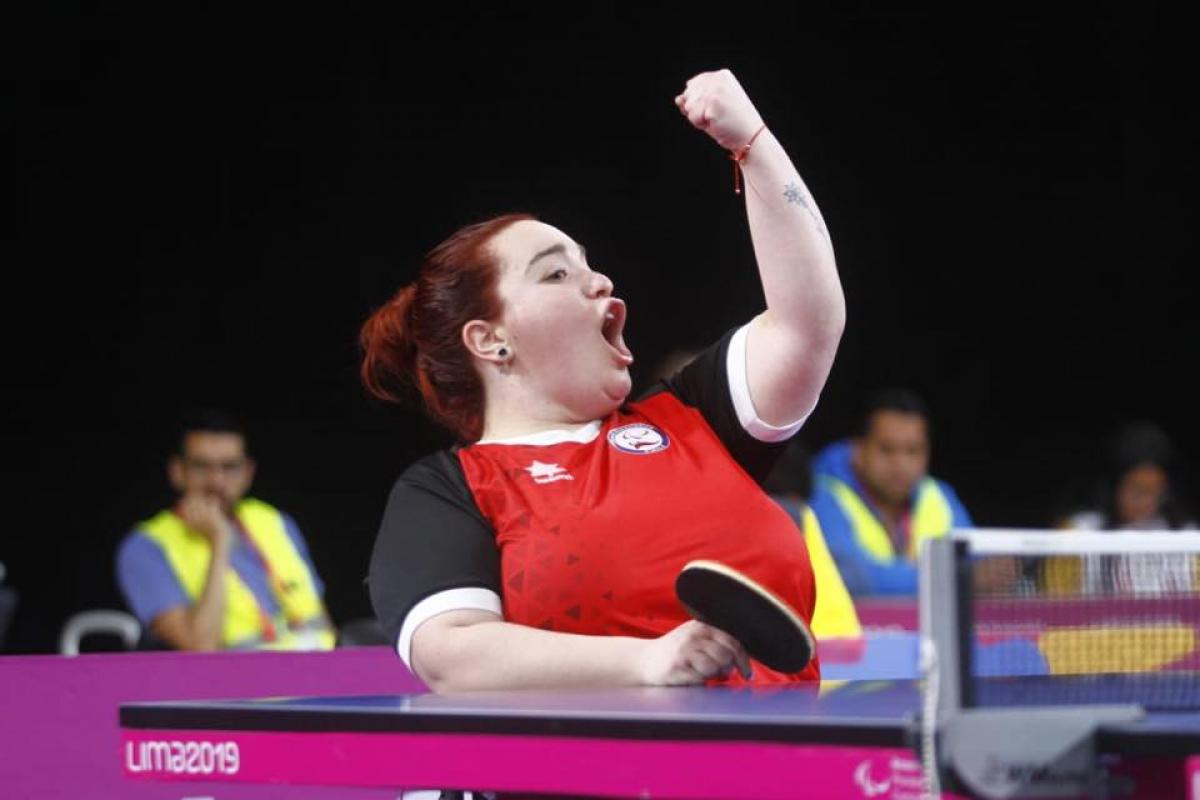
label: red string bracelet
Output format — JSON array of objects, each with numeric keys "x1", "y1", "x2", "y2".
[{"x1": 730, "y1": 123, "x2": 767, "y2": 194}]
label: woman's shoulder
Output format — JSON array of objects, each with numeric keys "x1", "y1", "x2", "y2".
[
  {"x1": 388, "y1": 449, "x2": 473, "y2": 506},
  {"x1": 377, "y1": 448, "x2": 491, "y2": 536},
  {"x1": 399, "y1": 448, "x2": 463, "y2": 481}
]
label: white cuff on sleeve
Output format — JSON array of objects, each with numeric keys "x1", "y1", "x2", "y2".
[
  {"x1": 727, "y1": 323, "x2": 815, "y2": 443},
  {"x1": 396, "y1": 587, "x2": 503, "y2": 670}
]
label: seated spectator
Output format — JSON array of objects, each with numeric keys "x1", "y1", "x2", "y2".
[
  {"x1": 809, "y1": 388, "x2": 974, "y2": 596},
  {"x1": 116, "y1": 410, "x2": 335, "y2": 650},
  {"x1": 1044, "y1": 421, "x2": 1196, "y2": 595},
  {"x1": 1064, "y1": 421, "x2": 1193, "y2": 531},
  {"x1": 763, "y1": 441, "x2": 861, "y2": 638}
]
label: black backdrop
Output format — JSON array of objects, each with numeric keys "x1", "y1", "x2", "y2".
[{"x1": 6, "y1": 4, "x2": 1197, "y2": 652}]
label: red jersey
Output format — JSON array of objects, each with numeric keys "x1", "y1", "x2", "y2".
[{"x1": 369, "y1": 327, "x2": 819, "y2": 684}]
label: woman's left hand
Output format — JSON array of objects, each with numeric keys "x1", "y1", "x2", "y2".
[{"x1": 674, "y1": 69, "x2": 765, "y2": 152}]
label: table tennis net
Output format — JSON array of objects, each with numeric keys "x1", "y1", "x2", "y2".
[{"x1": 959, "y1": 533, "x2": 1200, "y2": 711}]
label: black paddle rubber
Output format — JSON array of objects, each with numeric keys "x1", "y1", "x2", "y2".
[{"x1": 675, "y1": 559, "x2": 815, "y2": 673}]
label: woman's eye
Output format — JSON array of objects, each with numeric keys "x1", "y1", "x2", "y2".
[{"x1": 544, "y1": 268, "x2": 568, "y2": 281}]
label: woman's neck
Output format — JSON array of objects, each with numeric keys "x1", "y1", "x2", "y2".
[{"x1": 478, "y1": 389, "x2": 599, "y2": 443}]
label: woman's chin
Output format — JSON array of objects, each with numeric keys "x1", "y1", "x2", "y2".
[
  {"x1": 606, "y1": 370, "x2": 632, "y2": 402},
  {"x1": 554, "y1": 367, "x2": 632, "y2": 421},
  {"x1": 582, "y1": 374, "x2": 631, "y2": 417}
]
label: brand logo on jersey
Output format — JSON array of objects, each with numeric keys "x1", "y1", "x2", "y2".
[
  {"x1": 607, "y1": 423, "x2": 670, "y2": 454},
  {"x1": 524, "y1": 460, "x2": 574, "y2": 484}
]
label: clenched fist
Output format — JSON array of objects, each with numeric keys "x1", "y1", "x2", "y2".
[{"x1": 674, "y1": 69, "x2": 765, "y2": 152}]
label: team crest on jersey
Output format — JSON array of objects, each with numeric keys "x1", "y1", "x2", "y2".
[
  {"x1": 524, "y1": 460, "x2": 574, "y2": 484},
  {"x1": 607, "y1": 423, "x2": 670, "y2": 455}
]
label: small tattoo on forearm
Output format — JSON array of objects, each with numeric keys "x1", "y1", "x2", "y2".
[
  {"x1": 783, "y1": 182, "x2": 829, "y2": 240},
  {"x1": 783, "y1": 182, "x2": 808, "y2": 208}
]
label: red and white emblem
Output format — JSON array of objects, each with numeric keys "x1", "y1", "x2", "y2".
[{"x1": 607, "y1": 423, "x2": 670, "y2": 455}]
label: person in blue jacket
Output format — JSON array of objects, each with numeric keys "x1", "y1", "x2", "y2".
[{"x1": 809, "y1": 388, "x2": 973, "y2": 596}]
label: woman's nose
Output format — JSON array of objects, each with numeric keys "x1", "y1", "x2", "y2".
[{"x1": 588, "y1": 271, "x2": 614, "y2": 297}]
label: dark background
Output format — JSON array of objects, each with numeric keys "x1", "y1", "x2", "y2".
[{"x1": 5, "y1": 4, "x2": 1196, "y2": 652}]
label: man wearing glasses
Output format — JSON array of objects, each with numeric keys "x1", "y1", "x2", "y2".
[{"x1": 116, "y1": 410, "x2": 335, "y2": 651}]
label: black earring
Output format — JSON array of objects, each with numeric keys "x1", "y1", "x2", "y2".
[{"x1": 498, "y1": 347, "x2": 509, "y2": 358}]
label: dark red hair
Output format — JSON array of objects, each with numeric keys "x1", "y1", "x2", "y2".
[{"x1": 360, "y1": 213, "x2": 535, "y2": 442}]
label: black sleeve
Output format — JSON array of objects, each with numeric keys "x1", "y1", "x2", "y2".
[
  {"x1": 651, "y1": 326, "x2": 790, "y2": 485},
  {"x1": 367, "y1": 450, "x2": 501, "y2": 649}
]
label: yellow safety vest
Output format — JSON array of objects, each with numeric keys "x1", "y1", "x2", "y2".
[
  {"x1": 139, "y1": 498, "x2": 334, "y2": 650},
  {"x1": 799, "y1": 505, "x2": 862, "y2": 639},
  {"x1": 826, "y1": 477, "x2": 954, "y2": 562}
]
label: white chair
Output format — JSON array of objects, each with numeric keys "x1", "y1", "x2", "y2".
[{"x1": 59, "y1": 609, "x2": 141, "y2": 656}]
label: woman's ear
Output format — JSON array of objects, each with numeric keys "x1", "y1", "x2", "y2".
[{"x1": 462, "y1": 320, "x2": 511, "y2": 364}]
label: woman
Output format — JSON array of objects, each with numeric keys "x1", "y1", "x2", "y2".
[
  {"x1": 1044, "y1": 421, "x2": 1197, "y2": 595},
  {"x1": 1070, "y1": 421, "x2": 1193, "y2": 533},
  {"x1": 362, "y1": 70, "x2": 845, "y2": 690}
]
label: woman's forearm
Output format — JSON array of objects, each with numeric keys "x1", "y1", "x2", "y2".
[
  {"x1": 740, "y1": 130, "x2": 844, "y2": 345},
  {"x1": 675, "y1": 70, "x2": 845, "y2": 426},
  {"x1": 412, "y1": 612, "x2": 747, "y2": 692},
  {"x1": 738, "y1": 131, "x2": 845, "y2": 426},
  {"x1": 415, "y1": 616, "x2": 645, "y2": 692}
]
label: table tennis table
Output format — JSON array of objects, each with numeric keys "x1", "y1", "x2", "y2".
[{"x1": 119, "y1": 677, "x2": 1200, "y2": 799}]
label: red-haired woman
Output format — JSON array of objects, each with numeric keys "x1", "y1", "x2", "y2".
[{"x1": 362, "y1": 70, "x2": 844, "y2": 691}]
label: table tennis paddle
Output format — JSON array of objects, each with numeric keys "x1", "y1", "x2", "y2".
[{"x1": 675, "y1": 559, "x2": 815, "y2": 674}]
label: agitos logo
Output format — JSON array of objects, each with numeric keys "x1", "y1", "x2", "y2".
[
  {"x1": 854, "y1": 760, "x2": 891, "y2": 797},
  {"x1": 853, "y1": 756, "x2": 925, "y2": 799},
  {"x1": 125, "y1": 739, "x2": 240, "y2": 776}
]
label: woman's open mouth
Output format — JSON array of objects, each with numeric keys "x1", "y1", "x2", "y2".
[{"x1": 600, "y1": 299, "x2": 634, "y2": 366}]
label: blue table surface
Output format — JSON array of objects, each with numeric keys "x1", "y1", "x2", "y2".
[
  {"x1": 129, "y1": 679, "x2": 924, "y2": 726},
  {"x1": 124, "y1": 676, "x2": 1200, "y2": 741}
]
